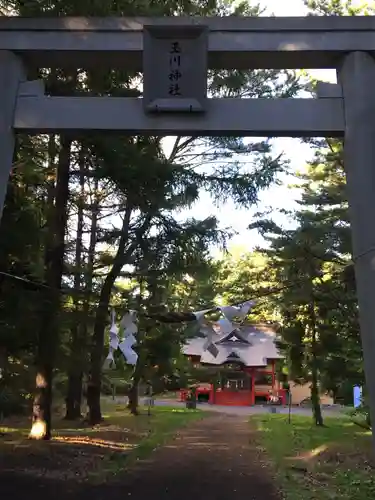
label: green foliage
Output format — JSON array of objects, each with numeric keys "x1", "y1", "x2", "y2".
[
  {"x1": 248, "y1": 128, "x2": 364, "y2": 406},
  {"x1": 304, "y1": 0, "x2": 375, "y2": 16},
  {"x1": 0, "y1": 0, "x2": 304, "y2": 425},
  {"x1": 214, "y1": 248, "x2": 279, "y2": 322}
]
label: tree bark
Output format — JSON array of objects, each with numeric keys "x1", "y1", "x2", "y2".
[
  {"x1": 308, "y1": 278, "x2": 324, "y2": 427},
  {"x1": 65, "y1": 372, "x2": 83, "y2": 420},
  {"x1": 30, "y1": 134, "x2": 72, "y2": 440},
  {"x1": 127, "y1": 277, "x2": 148, "y2": 416},
  {"x1": 128, "y1": 369, "x2": 141, "y2": 416},
  {"x1": 126, "y1": 273, "x2": 165, "y2": 416},
  {"x1": 127, "y1": 352, "x2": 145, "y2": 415},
  {"x1": 87, "y1": 274, "x2": 115, "y2": 424},
  {"x1": 65, "y1": 146, "x2": 85, "y2": 420},
  {"x1": 87, "y1": 206, "x2": 133, "y2": 425}
]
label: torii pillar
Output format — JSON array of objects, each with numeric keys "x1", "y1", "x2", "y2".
[
  {"x1": 340, "y1": 51, "x2": 375, "y2": 425},
  {"x1": 0, "y1": 51, "x2": 25, "y2": 220}
]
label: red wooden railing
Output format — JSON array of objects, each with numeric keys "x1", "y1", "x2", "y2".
[{"x1": 179, "y1": 385, "x2": 287, "y2": 406}]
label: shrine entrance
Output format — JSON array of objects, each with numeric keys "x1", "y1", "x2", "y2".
[
  {"x1": 1, "y1": 15, "x2": 375, "y2": 452},
  {"x1": 215, "y1": 363, "x2": 253, "y2": 406}
]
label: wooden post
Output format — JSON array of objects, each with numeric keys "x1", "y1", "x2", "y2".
[
  {"x1": 340, "y1": 51, "x2": 375, "y2": 454},
  {"x1": 251, "y1": 367, "x2": 255, "y2": 405},
  {"x1": 271, "y1": 360, "x2": 276, "y2": 389},
  {"x1": 210, "y1": 380, "x2": 215, "y2": 404}
]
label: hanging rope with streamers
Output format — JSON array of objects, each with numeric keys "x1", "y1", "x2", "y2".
[{"x1": 103, "y1": 309, "x2": 138, "y2": 368}]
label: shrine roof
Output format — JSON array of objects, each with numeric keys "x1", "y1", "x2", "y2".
[{"x1": 183, "y1": 323, "x2": 283, "y2": 366}]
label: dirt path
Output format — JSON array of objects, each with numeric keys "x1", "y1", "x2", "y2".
[{"x1": 1, "y1": 414, "x2": 280, "y2": 500}]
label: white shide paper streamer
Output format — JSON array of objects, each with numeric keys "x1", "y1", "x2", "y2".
[
  {"x1": 103, "y1": 309, "x2": 139, "y2": 368},
  {"x1": 192, "y1": 300, "x2": 255, "y2": 359}
]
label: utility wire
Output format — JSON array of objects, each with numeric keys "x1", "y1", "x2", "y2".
[{"x1": 0, "y1": 265, "x2": 354, "y2": 324}]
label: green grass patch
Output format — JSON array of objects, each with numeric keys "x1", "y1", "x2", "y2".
[{"x1": 252, "y1": 414, "x2": 374, "y2": 500}]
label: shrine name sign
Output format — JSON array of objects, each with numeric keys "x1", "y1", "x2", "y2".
[{"x1": 143, "y1": 25, "x2": 208, "y2": 113}]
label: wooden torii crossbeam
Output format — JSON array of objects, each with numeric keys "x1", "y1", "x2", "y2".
[
  {"x1": 0, "y1": 15, "x2": 375, "y2": 452},
  {"x1": 1, "y1": 15, "x2": 375, "y2": 69},
  {"x1": 1, "y1": 16, "x2": 373, "y2": 136}
]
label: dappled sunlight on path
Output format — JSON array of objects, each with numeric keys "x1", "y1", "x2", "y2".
[
  {"x1": 97, "y1": 414, "x2": 281, "y2": 500},
  {"x1": 1, "y1": 414, "x2": 280, "y2": 500}
]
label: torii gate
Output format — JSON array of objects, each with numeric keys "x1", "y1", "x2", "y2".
[{"x1": 0, "y1": 15, "x2": 375, "y2": 441}]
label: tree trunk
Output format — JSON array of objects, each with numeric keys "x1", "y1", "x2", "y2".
[
  {"x1": 127, "y1": 277, "x2": 148, "y2": 416},
  {"x1": 65, "y1": 329, "x2": 84, "y2": 420},
  {"x1": 65, "y1": 146, "x2": 85, "y2": 420},
  {"x1": 126, "y1": 274, "x2": 165, "y2": 416},
  {"x1": 128, "y1": 379, "x2": 140, "y2": 415},
  {"x1": 87, "y1": 207, "x2": 133, "y2": 425},
  {"x1": 308, "y1": 279, "x2": 324, "y2": 427},
  {"x1": 30, "y1": 135, "x2": 72, "y2": 440},
  {"x1": 79, "y1": 176, "x2": 99, "y2": 416},
  {"x1": 87, "y1": 276, "x2": 114, "y2": 425},
  {"x1": 128, "y1": 361, "x2": 143, "y2": 415},
  {"x1": 0, "y1": 347, "x2": 8, "y2": 423},
  {"x1": 65, "y1": 372, "x2": 83, "y2": 420},
  {"x1": 310, "y1": 332, "x2": 324, "y2": 426},
  {"x1": 84, "y1": 175, "x2": 99, "y2": 311}
]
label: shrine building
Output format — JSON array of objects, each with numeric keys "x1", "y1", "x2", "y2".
[{"x1": 181, "y1": 323, "x2": 288, "y2": 406}]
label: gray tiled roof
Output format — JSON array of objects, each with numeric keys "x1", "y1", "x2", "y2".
[{"x1": 182, "y1": 323, "x2": 283, "y2": 366}]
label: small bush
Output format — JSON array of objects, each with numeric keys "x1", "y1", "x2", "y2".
[{"x1": 350, "y1": 397, "x2": 371, "y2": 430}]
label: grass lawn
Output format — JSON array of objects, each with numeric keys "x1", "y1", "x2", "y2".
[
  {"x1": 0, "y1": 401, "x2": 203, "y2": 483},
  {"x1": 252, "y1": 414, "x2": 374, "y2": 500}
]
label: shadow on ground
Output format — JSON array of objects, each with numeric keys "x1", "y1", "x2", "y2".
[{"x1": 1, "y1": 414, "x2": 280, "y2": 500}]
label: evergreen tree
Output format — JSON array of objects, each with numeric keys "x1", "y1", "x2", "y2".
[{"x1": 0, "y1": 0, "x2": 303, "y2": 434}]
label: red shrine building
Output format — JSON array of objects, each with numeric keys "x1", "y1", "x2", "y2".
[{"x1": 180, "y1": 323, "x2": 288, "y2": 406}]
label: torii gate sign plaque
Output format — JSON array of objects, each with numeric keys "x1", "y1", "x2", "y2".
[{"x1": 1, "y1": 15, "x2": 375, "y2": 440}]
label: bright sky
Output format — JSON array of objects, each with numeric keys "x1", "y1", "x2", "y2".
[{"x1": 173, "y1": 0, "x2": 338, "y2": 256}]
